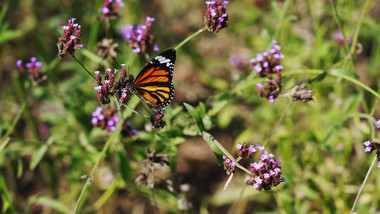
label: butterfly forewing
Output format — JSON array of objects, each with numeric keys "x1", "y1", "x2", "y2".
[{"x1": 133, "y1": 49, "x2": 176, "y2": 109}]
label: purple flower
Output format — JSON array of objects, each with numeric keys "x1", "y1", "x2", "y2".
[
  {"x1": 57, "y1": 18, "x2": 83, "y2": 57},
  {"x1": 223, "y1": 155, "x2": 235, "y2": 175},
  {"x1": 204, "y1": 0, "x2": 229, "y2": 33},
  {"x1": 16, "y1": 57, "x2": 46, "y2": 85},
  {"x1": 333, "y1": 31, "x2": 352, "y2": 46},
  {"x1": 236, "y1": 142, "x2": 258, "y2": 158},
  {"x1": 120, "y1": 17, "x2": 159, "y2": 55},
  {"x1": 100, "y1": 0, "x2": 124, "y2": 20},
  {"x1": 246, "y1": 144, "x2": 285, "y2": 191}
]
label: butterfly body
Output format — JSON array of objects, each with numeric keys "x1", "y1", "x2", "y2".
[{"x1": 127, "y1": 49, "x2": 176, "y2": 111}]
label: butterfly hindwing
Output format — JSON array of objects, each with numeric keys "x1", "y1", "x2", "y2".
[{"x1": 133, "y1": 49, "x2": 176, "y2": 109}]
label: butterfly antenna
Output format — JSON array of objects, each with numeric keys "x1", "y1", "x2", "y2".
[{"x1": 122, "y1": 103, "x2": 150, "y2": 118}]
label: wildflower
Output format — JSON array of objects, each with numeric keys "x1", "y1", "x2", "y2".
[
  {"x1": 204, "y1": 0, "x2": 229, "y2": 33},
  {"x1": 249, "y1": 40, "x2": 285, "y2": 79},
  {"x1": 362, "y1": 140, "x2": 380, "y2": 168},
  {"x1": 246, "y1": 144, "x2": 285, "y2": 191},
  {"x1": 251, "y1": 40, "x2": 285, "y2": 102},
  {"x1": 57, "y1": 18, "x2": 84, "y2": 57},
  {"x1": 16, "y1": 57, "x2": 47, "y2": 85},
  {"x1": 96, "y1": 38, "x2": 119, "y2": 58},
  {"x1": 150, "y1": 109, "x2": 167, "y2": 129},
  {"x1": 223, "y1": 155, "x2": 235, "y2": 175},
  {"x1": 236, "y1": 142, "x2": 257, "y2": 158},
  {"x1": 333, "y1": 31, "x2": 352, "y2": 46},
  {"x1": 91, "y1": 106, "x2": 119, "y2": 132},
  {"x1": 119, "y1": 17, "x2": 159, "y2": 55},
  {"x1": 256, "y1": 79, "x2": 282, "y2": 103},
  {"x1": 94, "y1": 64, "x2": 131, "y2": 105},
  {"x1": 100, "y1": 0, "x2": 124, "y2": 20},
  {"x1": 121, "y1": 120, "x2": 139, "y2": 137}
]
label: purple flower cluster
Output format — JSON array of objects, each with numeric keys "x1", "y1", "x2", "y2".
[
  {"x1": 100, "y1": 0, "x2": 124, "y2": 20},
  {"x1": 119, "y1": 17, "x2": 159, "y2": 55},
  {"x1": 57, "y1": 18, "x2": 84, "y2": 57},
  {"x1": 16, "y1": 57, "x2": 46, "y2": 85},
  {"x1": 333, "y1": 31, "x2": 352, "y2": 46},
  {"x1": 92, "y1": 107, "x2": 120, "y2": 132},
  {"x1": 363, "y1": 140, "x2": 380, "y2": 168},
  {"x1": 94, "y1": 64, "x2": 129, "y2": 105},
  {"x1": 223, "y1": 155, "x2": 235, "y2": 175},
  {"x1": 204, "y1": 0, "x2": 229, "y2": 33},
  {"x1": 245, "y1": 144, "x2": 285, "y2": 191},
  {"x1": 250, "y1": 40, "x2": 284, "y2": 103}
]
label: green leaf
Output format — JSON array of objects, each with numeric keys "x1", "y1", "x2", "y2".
[
  {"x1": 0, "y1": 30, "x2": 22, "y2": 44},
  {"x1": 167, "y1": 145, "x2": 178, "y2": 172},
  {"x1": 30, "y1": 144, "x2": 48, "y2": 170},
  {"x1": 184, "y1": 103, "x2": 205, "y2": 132},
  {"x1": 118, "y1": 151, "x2": 132, "y2": 185},
  {"x1": 307, "y1": 71, "x2": 327, "y2": 84},
  {"x1": 28, "y1": 196, "x2": 71, "y2": 214},
  {"x1": 208, "y1": 100, "x2": 228, "y2": 116},
  {"x1": 0, "y1": 174, "x2": 14, "y2": 214},
  {"x1": 202, "y1": 132, "x2": 224, "y2": 164}
]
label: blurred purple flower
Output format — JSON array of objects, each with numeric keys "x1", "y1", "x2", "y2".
[
  {"x1": 16, "y1": 57, "x2": 46, "y2": 85},
  {"x1": 333, "y1": 31, "x2": 352, "y2": 46},
  {"x1": 100, "y1": 0, "x2": 124, "y2": 20},
  {"x1": 362, "y1": 140, "x2": 380, "y2": 168},
  {"x1": 120, "y1": 17, "x2": 159, "y2": 55}
]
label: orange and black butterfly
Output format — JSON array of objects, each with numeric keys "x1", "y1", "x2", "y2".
[{"x1": 127, "y1": 49, "x2": 176, "y2": 111}]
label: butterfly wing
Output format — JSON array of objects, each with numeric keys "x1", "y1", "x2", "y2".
[{"x1": 133, "y1": 49, "x2": 176, "y2": 109}]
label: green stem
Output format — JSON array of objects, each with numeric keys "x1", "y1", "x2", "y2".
[
  {"x1": 73, "y1": 124, "x2": 121, "y2": 213},
  {"x1": 350, "y1": 155, "x2": 376, "y2": 214},
  {"x1": 174, "y1": 27, "x2": 207, "y2": 50},
  {"x1": 0, "y1": 98, "x2": 27, "y2": 149},
  {"x1": 273, "y1": 0, "x2": 292, "y2": 40},
  {"x1": 282, "y1": 69, "x2": 380, "y2": 99},
  {"x1": 349, "y1": 0, "x2": 370, "y2": 57},
  {"x1": 264, "y1": 100, "x2": 293, "y2": 147},
  {"x1": 71, "y1": 54, "x2": 96, "y2": 80},
  {"x1": 329, "y1": 0, "x2": 351, "y2": 56}
]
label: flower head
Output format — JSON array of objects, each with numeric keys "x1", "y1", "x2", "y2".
[
  {"x1": 120, "y1": 17, "x2": 159, "y2": 55},
  {"x1": 100, "y1": 0, "x2": 124, "y2": 20},
  {"x1": 150, "y1": 109, "x2": 167, "y2": 129},
  {"x1": 246, "y1": 144, "x2": 285, "y2": 191},
  {"x1": 333, "y1": 31, "x2": 352, "y2": 46},
  {"x1": 374, "y1": 119, "x2": 380, "y2": 129},
  {"x1": 91, "y1": 107, "x2": 119, "y2": 132},
  {"x1": 57, "y1": 18, "x2": 84, "y2": 57},
  {"x1": 204, "y1": 0, "x2": 229, "y2": 33},
  {"x1": 236, "y1": 142, "x2": 258, "y2": 158},
  {"x1": 251, "y1": 40, "x2": 285, "y2": 102},
  {"x1": 362, "y1": 140, "x2": 380, "y2": 168},
  {"x1": 16, "y1": 57, "x2": 47, "y2": 85},
  {"x1": 223, "y1": 155, "x2": 235, "y2": 175}
]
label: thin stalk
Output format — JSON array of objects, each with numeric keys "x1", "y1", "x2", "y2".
[
  {"x1": 273, "y1": 0, "x2": 292, "y2": 40},
  {"x1": 174, "y1": 27, "x2": 207, "y2": 50},
  {"x1": 329, "y1": 0, "x2": 351, "y2": 56},
  {"x1": 349, "y1": 0, "x2": 370, "y2": 57},
  {"x1": 350, "y1": 156, "x2": 377, "y2": 214},
  {"x1": 264, "y1": 100, "x2": 293, "y2": 147},
  {"x1": 73, "y1": 124, "x2": 121, "y2": 213},
  {"x1": 122, "y1": 103, "x2": 149, "y2": 118},
  {"x1": 0, "y1": 98, "x2": 27, "y2": 147},
  {"x1": 71, "y1": 54, "x2": 96, "y2": 80},
  {"x1": 150, "y1": 189, "x2": 160, "y2": 214}
]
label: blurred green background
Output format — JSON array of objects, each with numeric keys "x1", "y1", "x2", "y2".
[{"x1": 1, "y1": 0, "x2": 380, "y2": 213}]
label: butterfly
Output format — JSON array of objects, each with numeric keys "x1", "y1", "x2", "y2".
[{"x1": 127, "y1": 49, "x2": 176, "y2": 111}]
